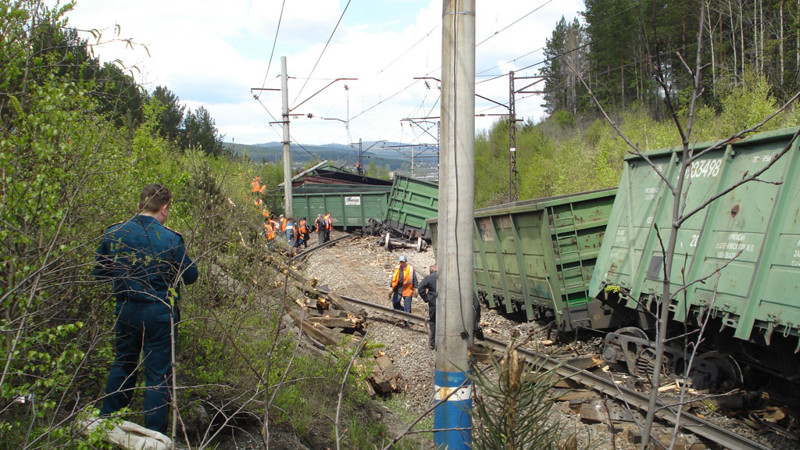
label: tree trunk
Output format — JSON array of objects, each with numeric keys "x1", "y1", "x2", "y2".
[
  {"x1": 753, "y1": 0, "x2": 758, "y2": 74},
  {"x1": 740, "y1": 0, "x2": 745, "y2": 78},
  {"x1": 781, "y1": 1, "x2": 785, "y2": 86},
  {"x1": 706, "y1": 2, "x2": 716, "y2": 96},
  {"x1": 729, "y1": 0, "x2": 738, "y2": 83},
  {"x1": 760, "y1": 0, "x2": 764, "y2": 74}
]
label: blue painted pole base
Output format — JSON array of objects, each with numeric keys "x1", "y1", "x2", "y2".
[{"x1": 434, "y1": 370, "x2": 472, "y2": 449}]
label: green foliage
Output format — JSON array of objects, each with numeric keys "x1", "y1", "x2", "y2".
[
  {"x1": 541, "y1": 17, "x2": 587, "y2": 115},
  {"x1": 182, "y1": 106, "x2": 226, "y2": 156},
  {"x1": 470, "y1": 344, "x2": 574, "y2": 449},
  {"x1": 150, "y1": 86, "x2": 185, "y2": 143},
  {"x1": 716, "y1": 72, "x2": 780, "y2": 136}
]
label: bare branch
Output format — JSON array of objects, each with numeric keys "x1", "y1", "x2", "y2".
[{"x1": 678, "y1": 127, "x2": 800, "y2": 226}]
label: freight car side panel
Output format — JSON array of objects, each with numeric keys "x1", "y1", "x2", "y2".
[
  {"x1": 591, "y1": 155, "x2": 678, "y2": 300},
  {"x1": 591, "y1": 127, "x2": 800, "y2": 345},
  {"x1": 679, "y1": 139, "x2": 784, "y2": 331},
  {"x1": 473, "y1": 212, "x2": 551, "y2": 316},
  {"x1": 471, "y1": 189, "x2": 617, "y2": 327},
  {"x1": 384, "y1": 175, "x2": 439, "y2": 239},
  {"x1": 546, "y1": 194, "x2": 614, "y2": 329},
  {"x1": 292, "y1": 189, "x2": 390, "y2": 228}
]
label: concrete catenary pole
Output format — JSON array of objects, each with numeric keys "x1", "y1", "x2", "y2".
[
  {"x1": 281, "y1": 56, "x2": 293, "y2": 217},
  {"x1": 435, "y1": 1, "x2": 475, "y2": 448}
]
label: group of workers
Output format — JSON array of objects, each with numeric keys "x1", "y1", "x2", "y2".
[
  {"x1": 262, "y1": 212, "x2": 334, "y2": 254},
  {"x1": 390, "y1": 255, "x2": 483, "y2": 350}
]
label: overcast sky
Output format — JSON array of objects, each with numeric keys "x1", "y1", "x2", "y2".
[{"x1": 66, "y1": 0, "x2": 585, "y2": 146}]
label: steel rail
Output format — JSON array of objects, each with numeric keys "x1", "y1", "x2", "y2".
[
  {"x1": 288, "y1": 234, "x2": 354, "y2": 263},
  {"x1": 315, "y1": 288, "x2": 768, "y2": 450}
]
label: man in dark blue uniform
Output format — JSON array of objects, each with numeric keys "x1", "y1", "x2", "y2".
[
  {"x1": 417, "y1": 264, "x2": 438, "y2": 349},
  {"x1": 417, "y1": 263, "x2": 483, "y2": 349},
  {"x1": 95, "y1": 184, "x2": 198, "y2": 433}
]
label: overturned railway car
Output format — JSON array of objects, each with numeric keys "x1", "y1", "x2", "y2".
[
  {"x1": 428, "y1": 188, "x2": 617, "y2": 330},
  {"x1": 285, "y1": 161, "x2": 393, "y2": 229},
  {"x1": 383, "y1": 175, "x2": 439, "y2": 240},
  {"x1": 590, "y1": 126, "x2": 800, "y2": 381}
]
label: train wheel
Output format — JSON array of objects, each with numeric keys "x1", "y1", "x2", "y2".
[
  {"x1": 603, "y1": 327, "x2": 651, "y2": 376},
  {"x1": 699, "y1": 351, "x2": 743, "y2": 391},
  {"x1": 616, "y1": 326, "x2": 649, "y2": 340}
]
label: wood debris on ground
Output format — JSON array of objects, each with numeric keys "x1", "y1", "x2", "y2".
[{"x1": 287, "y1": 286, "x2": 402, "y2": 396}]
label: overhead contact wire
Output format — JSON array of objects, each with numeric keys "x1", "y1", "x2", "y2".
[
  {"x1": 257, "y1": 0, "x2": 287, "y2": 97},
  {"x1": 293, "y1": 0, "x2": 353, "y2": 105}
]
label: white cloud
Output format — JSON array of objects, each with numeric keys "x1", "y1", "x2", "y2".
[{"x1": 67, "y1": 0, "x2": 585, "y2": 145}]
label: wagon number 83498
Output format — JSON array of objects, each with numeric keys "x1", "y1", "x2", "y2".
[{"x1": 690, "y1": 158, "x2": 722, "y2": 178}]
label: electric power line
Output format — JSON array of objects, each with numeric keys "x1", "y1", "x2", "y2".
[
  {"x1": 476, "y1": 0, "x2": 554, "y2": 47},
  {"x1": 377, "y1": 24, "x2": 439, "y2": 76},
  {"x1": 293, "y1": 0, "x2": 353, "y2": 105},
  {"x1": 257, "y1": 0, "x2": 287, "y2": 97}
]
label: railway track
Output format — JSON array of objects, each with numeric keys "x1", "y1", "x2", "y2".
[
  {"x1": 287, "y1": 234, "x2": 355, "y2": 263},
  {"x1": 315, "y1": 287, "x2": 768, "y2": 450}
]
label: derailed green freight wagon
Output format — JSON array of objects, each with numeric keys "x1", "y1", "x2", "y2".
[
  {"x1": 590, "y1": 127, "x2": 800, "y2": 378},
  {"x1": 428, "y1": 188, "x2": 616, "y2": 330},
  {"x1": 292, "y1": 185, "x2": 391, "y2": 229},
  {"x1": 385, "y1": 175, "x2": 438, "y2": 240}
]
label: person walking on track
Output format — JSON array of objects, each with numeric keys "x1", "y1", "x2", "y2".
[
  {"x1": 390, "y1": 255, "x2": 417, "y2": 327},
  {"x1": 417, "y1": 264, "x2": 437, "y2": 349}
]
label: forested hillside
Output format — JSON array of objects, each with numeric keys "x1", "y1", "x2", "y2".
[{"x1": 475, "y1": 0, "x2": 800, "y2": 208}]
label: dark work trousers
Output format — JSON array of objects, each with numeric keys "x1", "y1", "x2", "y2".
[
  {"x1": 100, "y1": 300, "x2": 176, "y2": 433},
  {"x1": 391, "y1": 292, "x2": 412, "y2": 314},
  {"x1": 391, "y1": 292, "x2": 412, "y2": 326},
  {"x1": 318, "y1": 231, "x2": 325, "y2": 245},
  {"x1": 427, "y1": 303, "x2": 436, "y2": 348}
]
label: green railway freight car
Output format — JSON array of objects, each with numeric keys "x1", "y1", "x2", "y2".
[
  {"x1": 384, "y1": 175, "x2": 439, "y2": 240},
  {"x1": 590, "y1": 127, "x2": 800, "y2": 379},
  {"x1": 292, "y1": 184, "x2": 391, "y2": 229},
  {"x1": 428, "y1": 188, "x2": 617, "y2": 329}
]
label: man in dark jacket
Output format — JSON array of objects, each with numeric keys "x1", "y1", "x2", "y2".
[
  {"x1": 315, "y1": 214, "x2": 326, "y2": 245},
  {"x1": 94, "y1": 184, "x2": 199, "y2": 433},
  {"x1": 417, "y1": 264, "x2": 437, "y2": 349},
  {"x1": 418, "y1": 263, "x2": 483, "y2": 348}
]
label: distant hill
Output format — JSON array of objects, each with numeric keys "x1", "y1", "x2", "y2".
[{"x1": 227, "y1": 141, "x2": 438, "y2": 173}]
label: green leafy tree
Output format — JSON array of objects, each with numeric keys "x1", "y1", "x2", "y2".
[
  {"x1": 93, "y1": 62, "x2": 145, "y2": 128},
  {"x1": 541, "y1": 17, "x2": 588, "y2": 115},
  {"x1": 182, "y1": 106, "x2": 225, "y2": 156},
  {"x1": 150, "y1": 85, "x2": 185, "y2": 143}
]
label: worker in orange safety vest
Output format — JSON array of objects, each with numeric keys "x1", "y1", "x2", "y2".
[
  {"x1": 323, "y1": 212, "x2": 333, "y2": 242},
  {"x1": 297, "y1": 217, "x2": 309, "y2": 248},
  {"x1": 264, "y1": 219, "x2": 276, "y2": 250},
  {"x1": 390, "y1": 255, "x2": 417, "y2": 327}
]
